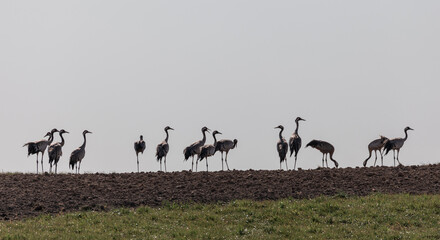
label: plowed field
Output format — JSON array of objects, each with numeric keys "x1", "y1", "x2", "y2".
[{"x1": 1, "y1": 164, "x2": 439, "y2": 220}]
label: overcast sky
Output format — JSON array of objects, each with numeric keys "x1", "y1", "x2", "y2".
[{"x1": 1, "y1": 1, "x2": 439, "y2": 173}]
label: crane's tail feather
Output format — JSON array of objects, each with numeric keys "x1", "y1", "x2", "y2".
[{"x1": 233, "y1": 139, "x2": 238, "y2": 149}]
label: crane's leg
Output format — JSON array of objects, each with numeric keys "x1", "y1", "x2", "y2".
[
  {"x1": 78, "y1": 161, "x2": 81, "y2": 174},
  {"x1": 55, "y1": 163, "x2": 57, "y2": 174},
  {"x1": 225, "y1": 152, "x2": 230, "y2": 171},
  {"x1": 393, "y1": 150, "x2": 396, "y2": 167},
  {"x1": 196, "y1": 159, "x2": 198, "y2": 172},
  {"x1": 49, "y1": 162, "x2": 52, "y2": 174},
  {"x1": 206, "y1": 157, "x2": 208, "y2": 172},
  {"x1": 285, "y1": 158, "x2": 288, "y2": 171},
  {"x1": 322, "y1": 154, "x2": 325, "y2": 168},
  {"x1": 41, "y1": 152, "x2": 44, "y2": 173},
  {"x1": 191, "y1": 156, "x2": 194, "y2": 172},
  {"x1": 75, "y1": 164, "x2": 78, "y2": 174},
  {"x1": 294, "y1": 155, "x2": 297, "y2": 170},
  {"x1": 36, "y1": 154, "x2": 39, "y2": 174},
  {"x1": 164, "y1": 156, "x2": 167, "y2": 172},
  {"x1": 373, "y1": 150, "x2": 377, "y2": 167},
  {"x1": 280, "y1": 161, "x2": 282, "y2": 170},
  {"x1": 137, "y1": 154, "x2": 139, "y2": 173},
  {"x1": 396, "y1": 149, "x2": 402, "y2": 165},
  {"x1": 221, "y1": 152, "x2": 224, "y2": 171},
  {"x1": 160, "y1": 159, "x2": 162, "y2": 172},
  {"x1": 325, "y1": 154, "x2": 329, "y2": 168}
]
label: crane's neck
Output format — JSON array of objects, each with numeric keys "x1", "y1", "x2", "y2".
[
  {"x1": 164, "y1": 129, "x2": 169, "y2": 143},
  {"x1": 201, "y1": 130, "x2": 207, "y2": 145},
  {"x1": 403, "y1": 129, "x2": 409, "y2": 141},
  {"x1": 213, "y1": 133, "x2": 218, "y2": 146},
  {"x1": 278, "y1": 128, "x2": 284, "y2": 140},
  {"x1": 295, "y1": 120, "x2": 300, "y2": 134},
  {"x1": 48, "y1": 133, "x2": 54, "y2": 144},
  {"x1": 81, "y1": 132, "x2": 87, "y2": 148},
  {"x1": 59, "y1": 132, "x2": 66, "y2": 147}
]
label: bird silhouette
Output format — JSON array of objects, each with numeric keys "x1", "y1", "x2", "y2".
[
  {"x1": 383, "y1": 127, "x2": 414, "y2": 166},
  {"x1": 69, "y1": 130, "x2": 92, "y2": 174},
  {"x1": 48, "y1": 129, "x2": 69, "y2": 174},
  {"x1": 289, "y1": 117, "x2": 305, "y2": 170},
  {"x1": 198, "y1": 130, "x2": 221, "y2": 172},
  {"x1": 183, "y1": 127, "x2": 210, "y2": 171},
  {"x1": 275, "y1": 125, "x2": 289, "y2": 170},
  {"x1": 306, "y1": 140, "x2": 339, "y2": 168},
  {"x1": 134, "y1": 135, "x2": 146, "y2": 173},
  {"x1": 363, "y1": 136, "x2": 389, "y2": 167},
  {"x1": 23, "y1": 128, "x2": 58, "y2": 173},
  {"x1": 156, "y1": 126, "x2": 174, "y2": 172}
]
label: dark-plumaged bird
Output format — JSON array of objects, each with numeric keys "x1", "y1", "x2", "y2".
[
  {"x1": 363, "y1": 136, "x2": 389, "y2": 167},
  {"x1": 23, "y1": 128, "x2": 58, "y2": 173},
  {"x1": 69, "y1": 130, "x2": 92, "y2": 174},
  {"x1": 215, "y1": 135, "x2": 237, "y2": 171},
  {"x1": 275, "y1": 125, "x2": 289, "y2": 170},
  {"x1": 183, "y1": 126, "x2": 210, "y2": 171},
  {"x1": 383, "y1": 127, "x2": 414, "y2": 166},
  {"x1": 306, "y1": 140, "x2": 339, "y2": 168},
  {"x1": 48, "y1": 129, "x2": 69, "y2": 174},
  {"x1": 198, "y1": 130, "x2": 221, "y2": 172},
  {"x1": 156, "y1": 126, "x2": 174, "y2": 172},
  {"x1": 289, "y1": 117, "x2": 305, "y2": 170},
  {"x1": 134, "y1": 135, "x2": 146, "y2": 173}
]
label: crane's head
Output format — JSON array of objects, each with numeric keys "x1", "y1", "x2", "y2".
[
  {"x1": 165, "y1": 126, "x2": 174, "y2": 131},
  {"x1": 59, "y1": 129, "x2": 69, "y2": 134},
  {"x1": 295, "y1": 117, "x2": 306, "y2": 122},
  {"x1": 140, "y1": 135, "x2": 143, "y2": 140},
  {"x1": 44, "y1": 132, "x2": 51, "y2": 138},
  {"x1": 83, "y1": 130, "x2": 92, "y2": 135},
  {"x1": 51, "y1": 128, "x2": 59, "y2": 134},
  {"x1": 405, "y1": 126, "x2": 414, "y2": 131},
  {"x1": 213, "y1": 130, "x2": 222, "y2": 136},
  {"x1": 274, "y1": 125, "x2": 284, "y2": 130},
  {"x1": 202, "y1": 126, "x2": 210, "y2": 133}
]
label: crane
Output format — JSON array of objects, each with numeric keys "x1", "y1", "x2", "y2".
[
  {"x1": 289, "y1": 117, "x2": 305, "y2": 170},
  {"x1": 275, "y1": 125, "x2": 289, "y2": 170},
  {"x1": 69, "y1": 130, "x2": 92, "y2": 174},
  {"x1": 183, "y1": 126, "x2": 210, "y2": 171},
  {"x1": 156, "y1": 126, "x2": 174, "y2": 172},
  {"x1": 198, "y1": 130, "x2": 221, "y2": 172},
  {"x1": 23, "y1": 128, "x2": 58, "y2": 173},
  {"x1": 384, "y1": 127, "x2": 414, "y2": 166},
  {"x1": 134, "y1": 135, "x2": 146, "y2": 173},
  {"x1": 48, "y1": 129, "x2": 69, "y2": 174},
  {"x1": 363, "y1": 136, "x2": 389, "y2": 167},
  {"x1": 306, "y1": 140, "x2": 339, "y2": 168}
]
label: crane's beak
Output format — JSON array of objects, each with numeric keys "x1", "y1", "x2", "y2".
[
  {"x1": 65, "y1": 131, "x2": 70, "y2": 134},
  {"x1": 88, "y1": 131, "x2": 93, "y2": 134},
  {"x1": 170, "y1": 128, "x2": 174, "y2": 131},
  {"x1": 207, "y1": 128, "x2": 211, "y2": 133},
  {"x1": 44, "y1": 132, "x2": 51, "y2": 137},
  {"x1": 218, "y1": 132, "x2": 222, "y2": 135},
  {"x1": 301, "y1": 118, "x2": 306, "y2": 121}
]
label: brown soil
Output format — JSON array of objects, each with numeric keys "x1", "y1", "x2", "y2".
[{"x1": 1, "y1": 164, "x2": 439, "y2": 220}]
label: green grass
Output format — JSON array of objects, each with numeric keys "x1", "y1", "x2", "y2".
[{"x1": 0, "y1": 194, "x2": 439, "y2": 239}]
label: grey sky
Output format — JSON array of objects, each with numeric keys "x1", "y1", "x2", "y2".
[{"x1": 1, "y1": 1, "x2": 439, "y2": 173}]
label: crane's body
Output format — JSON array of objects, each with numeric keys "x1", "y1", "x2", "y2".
[
  {"x1": 275, "y1": 125, "x2": 289, "y2": 170},
  {"x1": 156, "y1": 126, "x2": 174, "y2": 172},
  {"x1": 134, "y1": 135, "x2": 146, "y2": 173},
  {"x1": 183, "y1": 127, "x2": 210, "y2": 171},
  {"x1": 383, "y1": 127, "x2": 413, "y2": 166},
  {"x1": 289, "y1": 117, "x2": 305, "y2": 170},
  {"x1": 70, "y1": 130, "x2": 92, "y2": 174},
  {"x1": 48, "y1": 129, "x2": 69, "y2": 174},
  {"x1": 363, "y1": 136, "x2": 389, "y2": 167},
  {"x1": 306, "y1": 140, "x2": 339, "y2": 168},
  {"x1": 215, "y1": 138, "x2": 237, "y2": 171}
]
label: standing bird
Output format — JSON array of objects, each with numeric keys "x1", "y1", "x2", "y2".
[
  {"x1": 275, "y1": 125, "x2": 289, "y2": 170},
  {"x1": 134, "y1": 135, "x2": 146, "y2": 173},
  {"x1": 383, "y1": 127, "x2": 414, "y2": 166},
  {"x1": 69, "y1": 130, "x2": 92, "y2": 174},
  {"x1": 289, "y1": 117, "x2": 305, "y2": 170},
  {"x1": 48, "y1": 129, "x2": 69, "y2": 174},
  {"x1": 198, "y1": 130, "x2": 221, "y2": 172},
  {"x1": 23, "y1": 128, "x2": 58, "y2": 173},
  {"x1": 215, "y1": 135, "x2": 237, "y2": 171},
  {"x1": 183, "y1": 126, "x2": 210, "y2": 171},
  {"x1": 363, "y1": 136, "x2": 389, "y2": 167},
  {"x1": 156, "y1": 126, "x2": 174, "y2": 172},
  {"x1": 306, "y1": 140, "x2": 339, "y2": 168}
]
